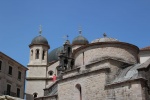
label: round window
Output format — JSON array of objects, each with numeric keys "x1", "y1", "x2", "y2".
[{"x1": 48, "y1": 70, "x2": 53, "y2": 76}]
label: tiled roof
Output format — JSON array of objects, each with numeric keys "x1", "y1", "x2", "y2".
[{"x1": 140, "y1": 46, "x2": 150, "y2": 51}]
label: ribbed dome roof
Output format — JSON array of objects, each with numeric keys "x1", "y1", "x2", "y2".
[
  {"x1": 48, "y1": 46, "x2": 63, "y2": 62},
  {"x1": 91, "y1": 33, "x2": 119, "y2": 43},
  {"x1": 72, "y1": 35, "x2": 89, "y2": 45},
  {"x1": 31, "y1": 35, "x2": 48, "y2": 45}
]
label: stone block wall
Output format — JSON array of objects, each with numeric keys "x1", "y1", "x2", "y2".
[
  {"x1": 58, "y1": 71, "x2": 107, "y2": 100},
  {"x1": 74, "y1": 43, "x2": 139, "y2": 67},
  {"x1": 106, "y1": 81, "x2": 144, "y2": 100}
]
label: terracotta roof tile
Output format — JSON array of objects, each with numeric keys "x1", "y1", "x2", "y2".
[{"x1": 140, "y1": 46, "x2": 150, "y2": 51}]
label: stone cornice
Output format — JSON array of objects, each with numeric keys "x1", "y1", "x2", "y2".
[
  {"x1": 29, "y1": 43, "x2": 50, "y2": 49},
  {"x1": 62, "y1": 67, "x2": 80, "y2": 75},
  {"x1": 105, "y1": 77, "x2": 147, "y2": 88},
  {"x1": 34, "y1": 95, "x2": 57, "y2": 100},
  {"x1": 26, "y1": 77, "x2": 52, "y2": 80},
  {"x1": 27, "y1": 65, "x2": 48, "y2": 67}
]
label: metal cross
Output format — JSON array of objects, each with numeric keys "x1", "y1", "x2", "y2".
[{"x1": 39, "y1": 25, "x2": 42, "y2": 35}]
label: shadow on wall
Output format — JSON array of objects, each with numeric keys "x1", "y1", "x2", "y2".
[{"x1": 25, "y1": 93, "x2": 34, "y2": 100}]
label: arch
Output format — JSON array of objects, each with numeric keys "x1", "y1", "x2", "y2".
[
  {"x1": 35, "y1": 49, "x2": 39, "y2": 59},
  {"x1": 33, "y1": 92, "x2": 38, "y2": 98},
  {"x1": 31, "y1": 50, "x2": 33, "y2": 56},
  {"x1": 31, "y1": 50, "x2": 33, "y2": 60},
  {"x1": 75, "y1": 84, "x2": 82, "y2": 100}
]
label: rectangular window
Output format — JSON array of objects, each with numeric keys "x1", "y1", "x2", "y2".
[
  {"x1": 18, "y1": 71, "x2": 21, "y2": 80},
  {"x1": 7, "y1": 84, "x2": 11, "y2": 95},
  {"x1": 0, "y1": 61, "x2": 2, "y2": 70},
  {"x1": 17, "y1": 88, "x2": 20, "y2": 97},
  {"x1": 8, "y1": 66, "x2": 12, "y2": 75}
]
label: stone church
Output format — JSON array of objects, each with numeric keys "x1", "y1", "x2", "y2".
[{"x1": 26, "y1": 29, "x2": 150, "y2": 100}]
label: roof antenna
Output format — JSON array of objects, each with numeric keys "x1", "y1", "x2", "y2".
[
  {"x1": 39, "y1": 25, "x2": 42, "y2": 35},
  {"x1": 103, "y1": 33, "x2": 107, "y2": 37},
  {"x1": 79, "y1": 26, "x2": 82, "y2": 35}
]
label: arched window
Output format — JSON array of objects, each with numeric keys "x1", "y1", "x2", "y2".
[
  {"x1": 35, "y1": 49, "x2": 39, "y2": 59},
  {"x1": 75, "y1": 84, "x2": 82, "y2": 100},
  {"x1": 31, "y1": 50, "x2": 33, "y2": 56},
  {"x1": 31, "y1": 50, "x2": 33, "y2": 60},
  {"x1": 33, "y1": 92, "x2": 38, "y2": 98},
  {"x1": 42, "y1": 50, "x2": 45, "y2": 60}
]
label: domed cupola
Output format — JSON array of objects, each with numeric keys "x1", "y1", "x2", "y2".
[
  {"x1": 31, "y1": 35, "x2": 49, "y2": 45},
  {"x1": 72, "y1": 29, "x2": 89, "y2": 46},
  {"x1": 91, "y1": 33, "x2": 119, "y2": 43},
  {"x1": 29, "y1": 28, "x2": 49, "y2": 48},
  {"x1": 48, "y1": 46, "x2": 63, "y2": 63}
]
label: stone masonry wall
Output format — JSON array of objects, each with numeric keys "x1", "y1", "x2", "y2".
[
  {"x1": 74, "y1": 43, "x2": 138, "y2": 67},
  {"x1": 58, "y1": 71, "x2": 107, "y2": 100},
  {"x1": 106, "y1": 81, "x2": 144, "y2": 100}
]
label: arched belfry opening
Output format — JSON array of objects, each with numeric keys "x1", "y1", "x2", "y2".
[
  {"x1": 42, "y1": 50, "x2": 45, "y2": 60},
  {"x1": 33, "y1": 92, "x2": 38, "y2": 98},
  {"x1": 75, "y1": 84, "x2": 82, "y2": 100},
  {"x1": 35, "y1": 49, "x2": 39, "y2": 59}
]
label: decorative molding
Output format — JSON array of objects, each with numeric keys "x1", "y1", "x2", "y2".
[
  {"x1": 26, "y1": 77, "x2": 52, "y2": 80},
  {"x1": 27, "y1": 65, "x2": 48, "y2": 67}
]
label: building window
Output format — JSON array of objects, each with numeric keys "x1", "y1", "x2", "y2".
[
  {"x1": 33, "y1": 92, "x2": 38, "y2": 98},
  {"x1": 42, "y1": 50, "x2": 45, "y2": 60},
  {"x1": 17, "y1": 88, "x2": 20, "y2": 97},
  {"x1": 75, "y1": 84, "x2": 82, "y2": 100},
  {"x1": 7, "y1": 84, "x2": 11, "y2": 95},
  {"x1": 18, "y1": 71, "x2": 21, "y2": 80},
  {"x1": 36, "y1": 49, "x2": 39, "y2": 59},
  {"x1": 8, "y1": 66, "x2": 12, "y2": 75},
  {"x1": 0, "y1": 61, "x2": 2, "y2": 70},
  {"x1": 48, "y1": 70, "x2": 53, "y2": 76},
  {"x1": 31, "y1": 50, "x2": 33, "y2": 56}
]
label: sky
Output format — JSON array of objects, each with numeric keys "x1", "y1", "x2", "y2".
[{"x1": 0, "y1": 0, "x2": 150, "y2": 66}]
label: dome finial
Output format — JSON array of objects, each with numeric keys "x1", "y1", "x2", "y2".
[
  {"x1": 78, "y1": 26, "x2": 82, "y2": 35},
  {"x1": 66, "y1": 35, "x2": 69, "y2": 40},
  {"x1": 39, "y1": 25, "x2": 42, "y2": 35},
  {"x1": 103, "y1": 33, "x2": 107, "y2": 37}
]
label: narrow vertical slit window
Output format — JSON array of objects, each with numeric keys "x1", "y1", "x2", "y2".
[
  {"x1": 31, "y1": 50, "x2": 33, "y2": 59},
  {"x1": 42, "y1": 50, "x2": 45, "y2": 60},
  {"x1": 31, "y1": 50, "x2": 33, "y2": 56},
  {"x1": 83, "y1": 52, "x2": 84, "y2": 65},
  {"x1": 36, "y1": 49, "x2": 39, "y2": 59},
  {"x1": 0, "y1": 61, "x2": 2, "y2": 70},
  {"x1": 76, "y1": 84, "x2": 82, "y2": 100}
]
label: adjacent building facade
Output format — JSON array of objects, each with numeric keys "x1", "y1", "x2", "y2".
[
  {"x1": 26, "y1": 31, "x2": 150, "y2": 100},
  {"x1": 0, "y1": 52, "x2": 27, "y2": 99}
]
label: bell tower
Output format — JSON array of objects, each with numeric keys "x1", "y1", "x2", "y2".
[{"x1": 26, "y1": 26, "x2": 50, "y2": 100}]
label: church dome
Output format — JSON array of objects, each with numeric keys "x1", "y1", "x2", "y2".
[
  {"x1": 31, "y1": 35, "x2": 49, "y2": 45},
  {"x1": 72, "y1": 35, "x2": 89, "y2": 45},
  {"x1": 48, "y1": 46, "x2": 63, "y2": 62},
  {"x1": 91, "y1": 33, "x2": 119, "y2": 43}
]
